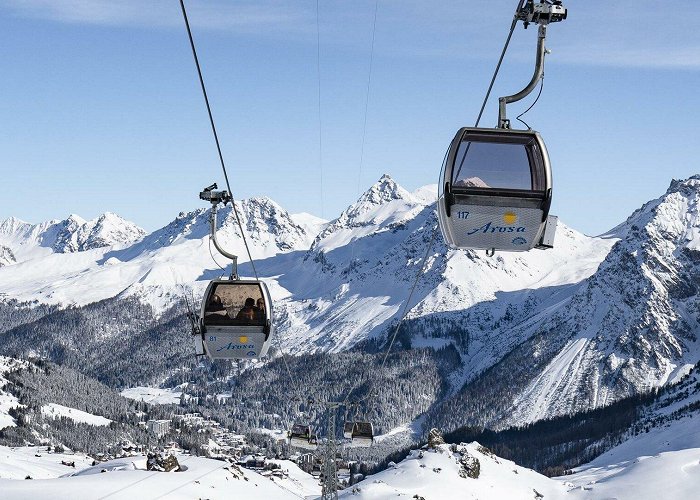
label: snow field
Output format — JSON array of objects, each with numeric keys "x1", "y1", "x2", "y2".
[
  {"x1": 40, "y1": 403, "x2": 112, "y2": 426},
  {"x1": 120, "y1": 386, "x2": 183, "y2": 405},
  {"x1": 339, "y1": 442, "x2": 568, "y2": 499},
  {"x1": 0, "y1": 449, "x2": 309, "y2": 499}
]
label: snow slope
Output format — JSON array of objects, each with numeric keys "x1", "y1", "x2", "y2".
[
  {"x1": 549, "y1": 362, "x2": 700, "y2": 498},
  {"x1": 345, "y1": 438, "x2": 700, "y2": 500},
  {"x1": 3, "y1": 175, "x2": 700, "y2": 430},
  {"x1": 269, "y1": 459, "x2": 322, "y2": 498},
  {"x1": 40, "y1": 404, "x2": 111, "y2": 427},
  {"x1": 0, "y1": 357, "x2": 26, "y2": 430},
  {"x1": 0, "y1": 446, "x2": 94, "y2": 480},
  {"x1": 565, "y1": 447, "x2": 700, "y2": 500},
  {"x1": 0, "y1": 450, "x2": 312, "y2": 499},
  {"x1": 341, "y1": 442, "x2": 568, "y2": 499},
  {"x1": 120, "y1": 386, "x2": 183, "y2": 405}
]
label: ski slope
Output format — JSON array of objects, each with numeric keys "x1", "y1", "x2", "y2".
[
  {"x1": 0, "y1": 448, "x2": 318, "y2": 499},
  {"x1": 40, "y1": 404, "x2": 112, "y2": 427},
  {"x1": 120, "y1": 386, "x2": 183, "y2": 405},
  {"x1": 339, "y1": 442, "x2": 568, "y2": 499},
  {"x1": 562, "y1": 411, "x2": 700, "y2": 499}
]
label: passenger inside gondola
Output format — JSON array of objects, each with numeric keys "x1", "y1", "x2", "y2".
[
  {"x1": 236, "y1": 297, "x2": 258, "y2": 322},
  {"x1": 206, "y1": 294, "x2": 226, "y2": 313},
  {"x1": 203, "y1": 284, "x2": 266, "y2": 326},
  {"x1": 256, "y1": 298, "x2": 265, "y2": 320}
]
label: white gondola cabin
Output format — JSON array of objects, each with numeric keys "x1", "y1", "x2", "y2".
[
  {"x1": 196, "y1": 279, "x2": 273, "y2": 360},
  {"x1": 289, "y1": 424, "x2": 318, "y2": 450},
  {"x1": 438, "y1": 127, "x2": 557, "y2": 252},
  {"x1": 343, "y1": 421, "x2": 374, "y2": 448}
]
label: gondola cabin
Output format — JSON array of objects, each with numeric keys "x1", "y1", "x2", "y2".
[
  {"x1": 196, "y1": 279, "x2": 273, "y2": 360},
  {"x1": 343, "y1": 421, "x2": 374, "y2": 448},
  {"x1": 343, "y1": 422, "x2": 354, "y2": 439},
  {"x1": 289, "y1": 424, "x2": 318, "y2": 450},
  {"x1": 438, "y1": 127, "x2": 557, "y2": 252}
]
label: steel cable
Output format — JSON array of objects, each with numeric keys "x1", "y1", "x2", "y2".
[
  {"x1": 346, "y1": 0, "x2": 529, "y2": 412},
  {"x1": 179, "y1": 0, "x2": 259, "y2": 281}
]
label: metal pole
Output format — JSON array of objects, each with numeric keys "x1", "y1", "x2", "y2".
[
  {"x1": 321, "y1": 403, "x2": 339, "y2": 500},
  {"x1": 498, "y1": 23, "x2": 547, "y2": 128}
]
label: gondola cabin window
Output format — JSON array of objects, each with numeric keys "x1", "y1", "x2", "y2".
[
  {"x1": 452, "y1": 140, "x2": 533, "y2": 191},
  {"x1": 204, "y1": 283, "x2": 265, "y2": 326}
]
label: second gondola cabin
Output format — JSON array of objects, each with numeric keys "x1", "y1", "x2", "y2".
[
  {"x1": 343, "y1": 421, "x2": 374, "y2": 448},
  {"x1": 438, "y1": 127, "x2": 557, "y2": 252},
  {"x1": 196, "y1": 279, "x2": 273, "y2": 360},
  {"x1": 289, "y1": 423, "x2": 317, "y2": 450}
]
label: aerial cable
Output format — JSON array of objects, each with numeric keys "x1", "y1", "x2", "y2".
[
  {"x1": 454, "y1": 0, "x2": 528, "y2": 190},
  {"x1": 357, "y1": 0, "x2": 379, "y2": 197},
  {"x1": 277, "y1": 338, "x2": 307, "y2": 420},
  {"x1": 379, "y1": 226, "x2": 438, "y2": 369},
  {"x1": 179, "y1": 0, "x2": 309, "y2": 446},
  {"x1": 263, "y1": 0, "x2": 330, "y2": 418},
  {"x1": 179, "y1": 0, "x2": 259, "y2": 281},
  {"x1": 344, "y1": 222, "x2": 439, "y2": 408},
  {"x1": 316, "y1": 0, "x2": 324, "y2": 219},
  {"x1": 347, "y1": 0, "x2": 531, "y2": 409},
  {"x1": 349, "y1": 0, "x2": 380, "y2": 269},
  {"x1": 474, "y1": 0, "x2": 527, "y2": 128}
]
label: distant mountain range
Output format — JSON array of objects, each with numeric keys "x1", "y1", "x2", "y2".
[{"x1": 1, "y1": 174, "x2": 699, "y2": 431}]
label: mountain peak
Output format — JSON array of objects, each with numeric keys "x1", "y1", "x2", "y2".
[
  {"x1": 65, "y1": 214, "x2": 86, "y2": 224},
  {"x1": 0, "y1": 216, "x2": 29, "y2": 235},
  {"x1": 1, "y1": 216, "x2": 27, "y2": 225},
  {"x1": 358, "y1": 174, "x2": 412, "y2": 206},
  {"x1": 666, "y1": 175, "x2": 700, "y2": 196},
  {"x1": 308, "y1": 175, "x2": 428, "y2": 256},
  {"x1": 52, "y1": 213, "x2": 145, "y2": 253}
]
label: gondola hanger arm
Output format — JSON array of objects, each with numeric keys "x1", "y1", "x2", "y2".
[
  {"x1": 199, "y1": 183, "x2": 239, "y2": 280},
  {"x1": 498, "y1": 0, "x2": 567, "y2": 129}
]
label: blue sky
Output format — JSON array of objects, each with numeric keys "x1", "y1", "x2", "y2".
[{"x1": 1, "y1": 0, "x2": 699, "y2": 236}]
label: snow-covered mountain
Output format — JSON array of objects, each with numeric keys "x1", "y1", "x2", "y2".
[
  {"x1": 274, "y1": 174, "x2": 610, "y2": 356},
  {"x1": 504, "y1": 176, "x2": 700, "y2": 420},
  {"x1": 2, "y1": 174, "x2": 700, "y2": 430},
  {"x1": 0, "y1": 213, "x2": 145, "y2": 263},
  {"x1": 51, "y1": 213, "x2": 146, "y2": 253},
  {"x1": 425, "y1": 175, "x2": 700, "y2": 430},
  {"x1": 0, "y1": 197, "x2": 321, "y2": 309}
]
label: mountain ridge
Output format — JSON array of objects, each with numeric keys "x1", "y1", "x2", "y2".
[{"x1": 1, "y1": 174, "x2": 699, "y2": 429}]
